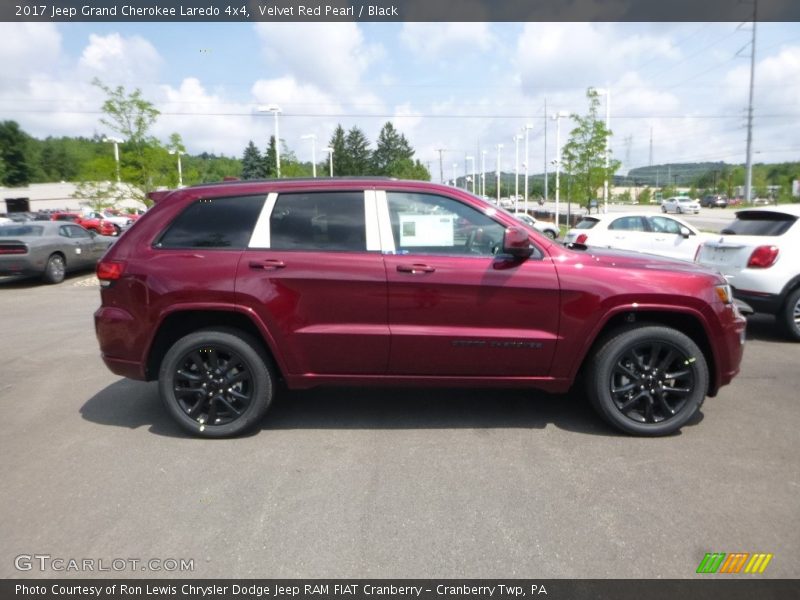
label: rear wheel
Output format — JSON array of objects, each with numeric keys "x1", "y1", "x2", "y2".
[
  {"x1": 781, "y1": 288, "x2": 800, "y2": 342},
  {"x1": 544, "y1": 230, "x2": 557, "y2": 240},
  {"x1": 586, "y1": 325, "x2": 708, "y2": 436},
  {"x1": 42, "y1": 254, "x2": 65, "y2": 284},
  {"x1": 159, "y1": 328, "x2": 274, "y2": 437}
]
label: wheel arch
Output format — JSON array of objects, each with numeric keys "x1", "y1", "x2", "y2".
[
  {"x1": 577, "y1": 309, "x2": 718, "y2": 396},
  {"x1": 145, "y1": 309, "x2": 284, "y2": 382}
]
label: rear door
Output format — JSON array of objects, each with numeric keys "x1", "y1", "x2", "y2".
[
  {"x1": 380, "y1": 190, "x2": 560, "y2": 377},
  {"x1": 236, "y1": 190, "x2": 389, "y2": 376}
]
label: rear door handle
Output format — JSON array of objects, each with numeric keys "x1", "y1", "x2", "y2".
[
  {"x1": 249, "y1": 259, "x2": 286, "y2": 271},
  {"x1": 396, "y1": 263, "x2": 435, "y2": 274}
]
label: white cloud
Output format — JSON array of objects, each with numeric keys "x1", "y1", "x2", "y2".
[
  {"x1": 78, "y1": 33, "x2": 163, "y2": 84},
  {"x1": 0, "y1": 23, "x2": 62, "y2": 89},
  {"x1": 400, "y1": 23, "x2": 494, "y2": 60}
]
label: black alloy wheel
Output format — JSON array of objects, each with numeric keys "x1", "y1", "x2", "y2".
[
  {"x1": 159, "y1": 328, "x2": 274, "y2": 437},
  {"x1": 586, "y1": 325, "x2": 708, "y2": 436}
]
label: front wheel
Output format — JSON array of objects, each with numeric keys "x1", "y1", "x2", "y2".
[
  {"x1": 159, "y1": 328, "x2": 275, "y2": 437},
  {"x1": 780, "y1": 288, "x2": 800, "y2": 342},
  {"x1": 585, "y1": 325, "x2": 708, "y2": 436},
  {"x1": 544, "y1": 230, "x2": 557, "y2": 240}
]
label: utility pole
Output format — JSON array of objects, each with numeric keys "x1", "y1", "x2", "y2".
[
  {"x1": 436, "y1": 148, "x2": 446, "y2": 185},
  {"x1": 744, "y1": 0, "x2": 758, "y2": 204},
  {"x1": 649, "y1": 127, "x2": 653, "y2": 167},
  {"x1": 543, "y1": 98, "x2": 548, "y2": 202}
]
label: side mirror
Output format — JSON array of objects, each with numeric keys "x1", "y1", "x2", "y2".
[
  {"x1": 502, "y1": 226, "x2": 534, "y2": 259},
  {"x1": 680, "y1": 226, "x2": 691, "y2": 238},
  {"x1": 89, "y1": 230, "x2": 97, "y2": 238}
]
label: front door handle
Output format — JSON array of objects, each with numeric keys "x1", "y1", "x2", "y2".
[
  {"x1": 396, "y1": 263, "x2": 435, "y2": 274},
  {"x1": 249, "y1": 259, "x2": 286, "y2": 271}
]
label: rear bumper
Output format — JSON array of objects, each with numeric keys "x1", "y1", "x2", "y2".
[
  {"x1": 733, "y1": 288, "x2": 782, "y2": 315},
  {"x1": 94, "y1": 305, "x2": 149, "y2": 381}
]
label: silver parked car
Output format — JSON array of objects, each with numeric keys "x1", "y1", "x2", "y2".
[
  {"x1": 512, "y1": 212, "x2": 559, "y2": 239},
  {"x1": 0, "y1": 222, "x2": 116, "y2": 284},
  {"x1": 662, "y1": 196, "x2": 700, "y2": 215}
]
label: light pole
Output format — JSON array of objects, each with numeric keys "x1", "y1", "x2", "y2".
[
  {"x1": 597, "y1": 88, "x2": 611, "y2": 213},
  {"x1": 258, "y1": 104, "x2": 281, "y2": 177},
  {"x1": 522, "y1": 124, "x2": 533, "y2": 213},
  {"x1": 103, "y1": 137, "x2": 122, "y2": 183},
  {"x1": 168, "y1": 149, "x2": 185, "y2": 187},
  {"x1": 481, "y1": 150, "x2": 487, "y2": 197},
  {"x1": 466, "y1": 155, "x2": 475, "y2": 194},
  {"x1": 324, "y1": 146, "x2": 333, "y2": 177},
  {"x1": 301, "y1": 134, "x2": 317, "y2": 177},
  {"x1": 553, "y1": 111, "x2": 569, "y2": 228},
  {"x1": 513, "y1": 133, "x2": 522, "y2": 212},
  {"x1": 452, "y1": 163, "x2": 458, "y2": 187},
  {"x1": 495, "y1": 144, "x2": 503, "y2": 205}
]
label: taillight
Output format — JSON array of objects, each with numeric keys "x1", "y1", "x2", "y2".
[
  {"x1": 97, "y1": 260, "x2": 126, "y2": 286},
  {"x1": 0, "y1": 244, "x2": 27, "y2": 255},
  {"x1": 575, "y1": 233, "x2": 588, "y2": 244},
  {"x1": 747, "y1": 245, "x2": 779, "y2": 268}
]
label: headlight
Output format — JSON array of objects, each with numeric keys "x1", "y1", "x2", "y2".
[{"x1": 715, "y1": 284, "x2": 733, "y2": 304}]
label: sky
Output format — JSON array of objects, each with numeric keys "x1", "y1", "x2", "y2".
[{"x1": 0, "y1": 20, "x2": 799, "y2": 182}]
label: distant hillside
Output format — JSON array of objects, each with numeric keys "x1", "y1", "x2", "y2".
[{"x1": 623, "y1": 162, "x2": 730, "y2": 186}]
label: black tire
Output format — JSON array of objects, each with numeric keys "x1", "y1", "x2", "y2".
[
  {"x1": 42, "y1": 253, "x2": 66, "y2": 284},
  {"x1": 780, "y1": 288, "x2": 800, "y2": 342},
  {"x1": 544, "y1": 230, "x2": 557, "y2": 240},
  {"x1": 112, "y1": 224, "x2": 122, "y2": 236},
  {"x1": 661, "y1": 206, "x2": 667, "y2": 213},
  {"x1": 159, "y1": 328, "x2": 274, "y2": 438},
  {"x1": 585, "y1": 325, "x2": 708, "y2": 436}
]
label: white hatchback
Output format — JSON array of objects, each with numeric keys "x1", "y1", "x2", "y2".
[
  {"x1": 696, "y1": 205, "x2": 800, "y2": 340},
  {"x1": 563, "y1": 212, "x2": 709, "y2": 261},
  {"x1": 662, "y1": 197, "x2": 701, "y2": 215}
]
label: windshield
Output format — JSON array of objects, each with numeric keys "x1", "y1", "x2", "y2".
[{"x1": 721, "y1": 211, "x2": 797, "y2": 236}]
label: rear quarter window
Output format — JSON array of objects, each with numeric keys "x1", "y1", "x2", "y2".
[
  {"x1": 721, "y1": 211, "x2": 797, "y2": 236},
  {"x1": 156, "y1": 195, "x2": 265, "y2": 249},
  {"x1": 575, "y1": 217, "x2": 599, "y2": 230}
]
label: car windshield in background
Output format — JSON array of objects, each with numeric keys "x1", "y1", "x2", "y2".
[
  {"x1": 575, "y1": 218, "x2": 599, "y2": 230},
  {"x1": 721, "y1": 212, "x2": 797, "y2": 236},
  {"x1": 0, "y1": 225, "x2": 44, "y2": 237}
]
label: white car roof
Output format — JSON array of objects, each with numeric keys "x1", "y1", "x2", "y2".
[{"x1": 571, "y1": 212, "x2": 700, "y2": 233}]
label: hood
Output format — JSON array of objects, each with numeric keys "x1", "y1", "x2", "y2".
[{"x1": 563, "y1": 245, "x2": 720, "y2": 277}]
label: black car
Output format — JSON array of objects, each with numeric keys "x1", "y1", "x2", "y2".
[{"x1": 701, "y1": 195, "x2": 728, "y2": 208}]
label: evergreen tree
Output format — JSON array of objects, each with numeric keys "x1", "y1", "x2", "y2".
[
  {"x1": 241, "y1": 140, "x2": 266, "y2": 180},
  {"x1": 372, "y1": 122, "x2": 414, "y2": 176},
  {"x1": 344, "y1": 126, "x2": 371, "y2": 175},
  {"x1": 328, "y1": 125, "x2": 347, "y2": 176},
  {"x1": 264, "y1": 135, "x2": 277, "y2": 178}
]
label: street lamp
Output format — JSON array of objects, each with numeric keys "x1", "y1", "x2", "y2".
[
  {"x1": 596, "y1": 88, "x2": 611, "y2": 213},
  {"x1": 465, "y1": 155, "x2": 475, "y2": 194},
  {"x1": 301, "y1": 134, "x2": 317, "y2": 177},
  {"x1": 258, "y1": 104, "x2": 281, "y2": 178},
  {"x1": 103, "y1": 136, "x2": 123, "y2": 183},
  {"x1": 513, "y1": 133, "x2": 522, "y2": 212},
  {"x1": 324, "y1": 146, "x2": 334, "y2": 177},
  {"x1": 552, "y1": 111, "x2": 569, "y2": 229},
  {"x1": 481, "y1": 150, "x2": 487, "y2": 197},
  {"x1": 452, "y1": 163, "x2": 458, "y2": 188},
  {"x1": 522, "y1": 124, "x2": 533, "y2": 213},
  {"x1": 168, "y1": 149, "x2": 185, "y2": 187},
  {"x1": 495, "y1": 143, "x2": 503, "y2": 205}
]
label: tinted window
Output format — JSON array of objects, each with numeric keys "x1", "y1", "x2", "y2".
[
  {"x1": 0, "y1": 225, "x2": 43, "y2": 237},
  {"x1": 157, "y1": 195, "x2": 265, "y2": 249},
  {"x1": 387, "y1": 192, "x2": 506, "y2": 257},
  {"x1": 721, "y1": 211, "x2": 797, "y2": 236},
  {"x1": 66, "y1": 225, "x2": 91, "y2": 239},
  {"x1": 270, "y1": 192, "x2": 366, "y2": 252},
  {"x1": 609, "y1": 216, "x2": 646, "y2": 231},
  {"x1": 575, "y1": 217, "x2": 599, "y2": 230}
]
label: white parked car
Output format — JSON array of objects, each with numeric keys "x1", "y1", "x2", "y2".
[
  {"x1": 563, "y1": 212, "x2": 709, "y2": 261},
  {"x1": 662, "y1": 197, "x2": 700, "y2": 215},
  {"x1": 696, "y1": 205, "x2": 800, "y2": 340},
  {"x1": 513, "y1": 212, "x2": 559, "y2": 239}
]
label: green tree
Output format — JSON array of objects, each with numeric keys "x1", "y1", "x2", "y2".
[
  {"x1": 345, "y1": 126, "x2": 372, "y2": 175},
  {"x1": 560, "y1": 89, "x2": 620, "y2": 210},
  {"x1": 241, "y1": 140, "x2": 266, "y2": 180},
  {"x1": 372, "y1": 122, "x2": 414, "y2": 176},
  {"x1": 328, "y1": 125, "x2": 347, "y2": 176},
  {"x1": 0, "y1": 120, "x2": 32, "y2": 186}
]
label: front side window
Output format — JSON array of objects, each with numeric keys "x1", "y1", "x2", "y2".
[
  {"x1": 156, "y1": 195, "x2": 265, "y2": 249},
  {"x1": 387, "y1": 192, "x2": 506, "y2": 257},
  {"x1": 609, "y1": 216, "x2": 646, "y2": 231},
  {"x1": 649, "y1": 216, "x2": 683, "y2": 235},
  {"x1": 67, "y1": 225, "x2": 91, "y2": 239},
  {"x1": 269, "y1": 192, "x2": 366, "y2": 252}
]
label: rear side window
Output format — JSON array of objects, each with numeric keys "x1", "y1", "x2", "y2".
[
  {"x1": 721, "y1": 212, "x2": 797, "y2": 236},
  {"x1": 156, "y1": 195, "x2": 265, "y2": 249},
  {"x1": 608, "y1": 216, "x2": 646, "y2": 231},
  {"x1": 575, "y1": 217, "x2": 599, "y2": 230},
  {"x1": 270, "y1": 192, "x2": 366, "y2": 252}
]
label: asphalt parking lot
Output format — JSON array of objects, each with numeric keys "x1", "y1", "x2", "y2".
[{"x1": 1, "y1": 272, "x2": 798, "y2": 579}]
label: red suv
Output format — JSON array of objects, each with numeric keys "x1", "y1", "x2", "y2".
[{"x1": 94, "y1": 179, "x2": 746, "y2": 437}]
